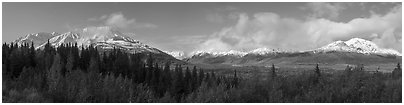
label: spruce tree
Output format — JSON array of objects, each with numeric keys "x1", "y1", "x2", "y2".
[
  {"x1": 233, "y1": 69, "x2": 238, "y2": 87},
  {"x1": 172, "y1": 65, "x2": 184, "y2": 102},
  {"x1": 191, "y1": 66, "x2": 198, "y2": 91},
  {"x1": 9, "y1": 49, "x2": 23, "y2": 78},
  {"x1": 29, "y1": 42, "x2": 36, "y2": 67},
  {"x1": 48, "y1": 53, "x2": 63, "y2": 92},
  {"x1": 44, "y1": 39, "x2": 51, "y2": 54},
  {"x1": 392, "y1": 62, "x2": 402, "y2": 79},
  {"x1": 198, "y1": 69, "x2": 204, "y2": 86},
  {"x1": 87, "y1": 56, "x2": 100, "y2": 73},
  {"x1": 151, "y1": 63, "x2": 160, "y2": 93},
  {"x1": 315, "y1": 63, "x2": 321, "y2": 77},
  {"x1": 184, "y1": 67, "x2": 192, "y2": 94},
  {"x1": 163, "y1": 62, "x2": 172, "y2": 90},
  {"x1": 397, "y1": 63, "x2": 401, "y2": 70},
  {"x1": 65, "y1": 51, "x2": 75, "y2": 73},
  {"x1": 271, "y1": 64, "x2": 276, "y2": 79}
]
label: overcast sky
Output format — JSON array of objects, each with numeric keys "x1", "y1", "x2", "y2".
[{"x1": 2, "y1": 2, "x2": 402, "y2": 54}]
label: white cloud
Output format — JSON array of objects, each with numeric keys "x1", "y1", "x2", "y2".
[
  {"x1": 195, "y1": 5, "x2": 402, "y2": 53},
  {"x1": 88, "y1": 12, "x2": 157, "y2": 29},
  {"x1": 105, "y1": 12, "x2": 136, "y2": 28},
  {"x1": 372, "y1": 28, "x2": 402, "y2": 52}
]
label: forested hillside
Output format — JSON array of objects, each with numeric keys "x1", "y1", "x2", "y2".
[{"x1": 2, "y1": 42, "x2": 402, "y2": 103}]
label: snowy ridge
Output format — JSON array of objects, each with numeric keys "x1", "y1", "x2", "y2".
[
  {"x1": 248, "y1": 48, "x2": 274, "y2": 55},
  {"x1": 247, "y1": 48, "x2": 293, "y2": 55},
  {"x1": 76, "y1": 26, "x2": 139, "y2": 46},
  {"x1": 14, "y1": 32, "x2": 59, "y2": 47},
  {"x1": 190, "y1": 48, "x2": 289, "y2": 57},
  {"x1": 14, "y1": 26, "x2": 163, "y2": 54},
  {"x1": 190, "y1": 38, "x2": 401, "y2": 58},
  {"x1": 49, "y1": 32, "x2": 80, "y2": 47},
  {"x1": 315, "y1": 38, "x2": 401, "y2": 56},
  {"x1": 191, "y1": 50, "x2": 248, "y2": 57},
  {"x1": 163, "y1": 51, "x2": 186, "y2": 60},
  {"x1": 94, "y1": 40, "x2": 161, "y2": 53}
]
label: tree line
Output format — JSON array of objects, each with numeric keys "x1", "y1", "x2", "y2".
[{"x1": 2, "y1": 41, "x2": 239, "y2": 102}]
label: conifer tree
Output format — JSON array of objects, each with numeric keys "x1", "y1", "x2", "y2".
[
  {"x1": 396, "y1": 63, "x2": 401, "y2": 70},
  {"x1": 232, "y1": 69, "x2": 238, "y2": 87},
  {"x1": 271, "y1": 64, "x2": 276, "y2": 79},
  {"x1": 315, "y1": 63, "x2": 321, "y2": 77},
  {"x1": 87, "y1": 56, "x2": 100, "y2": 73},
  {"x1": 145, "y1": 66, "x2": 152, "y2": 84},
  {"x1": 65, "y1": 51, "x2": 75, "y2": 73},
  {"x1": 44, "y1": 39, "x2": 51, "y2": 54},
  {"x1": 100, "y1": 52, "x2": 108, "y2": 73},
  {"x1": 151, "y1": 63, "x2": 161, "y2": 94},
  {"x1": 48, "y1": 54, "x2": 63, "y2": 92},
  {"x1": 198, "y1": 69, "x2": 204, "y2": 86},
  {"x1": 172, "y1": 65, "x2": 184, "y2": 102},
  {"x1": 184, "y1": 67, "x2": 192, "y2": 94},
  {"x1": 29, "y1": 42, "x2": 36, "y2": 67},
  {"x1": 9, "y1": 48, "x2": 24, "y2": 78},
  {"x1": 163, "y1": 62, "x2": 172, "y2": 91},
  {"x1": 191, "y1": 66, "x2": 198, "y2": 91},
  {"x1": 392, "y1": 62, "x2": 402, "y2": 79}
]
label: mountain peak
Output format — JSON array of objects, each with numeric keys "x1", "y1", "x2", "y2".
[
  {"x1": 346, "y1": 37, "x2": 367, "y2": 42},
  {"x1": 316, "y1": 38, "x2": 401, "y2": 56}
]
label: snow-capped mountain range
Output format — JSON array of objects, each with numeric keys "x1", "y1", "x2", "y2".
[
  {"x1": 191, "y1": 50, "x2": 249, "y2": 57},
  {"x1": 189, "y1": 38, "x2": 401, "y2": 58},
  {"x1": 190, "y1": 48, "x2": 301, "y2": 58},
  {"x1": 12, "y1": 28, "x2": 401, "y2": 60},
  {"x1": 14, "y1": 26, "x2": 163, "y2": 54}
]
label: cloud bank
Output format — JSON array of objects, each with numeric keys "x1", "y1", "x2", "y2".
[
  {"x1": 89, "y1": 12, "x2": 157, "y2": 29},
  {"x1": 195, "y1": 4, "x2": 402, "y2": 53}
]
